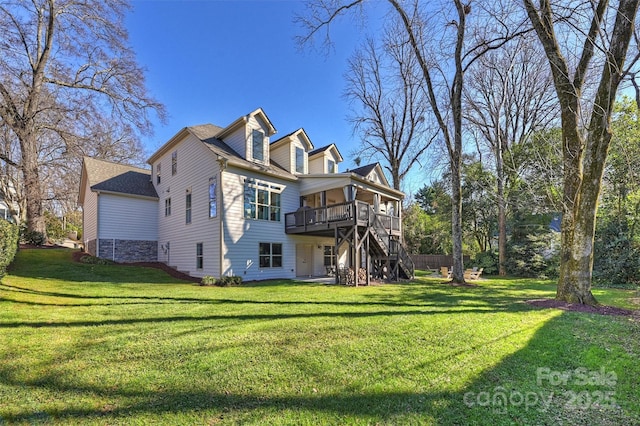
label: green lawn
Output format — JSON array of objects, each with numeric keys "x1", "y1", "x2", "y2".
[{"x1": 1, "y1": 249, "x2": 638, "y2": 425}]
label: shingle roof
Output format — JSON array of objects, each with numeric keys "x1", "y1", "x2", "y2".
[
  {"x1": 349, "y1": 163, "x2": 378, "y2": 178},
  {"x1": 83, "y1": 157, "x2": 158, "y2": 198},
  {"x1": 187, "y1": 124, "x2": 297, "y2": 181},
  {"x1": 270, "y1": 130, "x2": 297, "y2": 145},
  {"x1": 308, "y1": 144, "x2": 333, "y2": 156}
]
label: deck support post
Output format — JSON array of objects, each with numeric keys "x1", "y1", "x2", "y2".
[
  {"x1": 353, "y1": 222, "x2": 359, "y2": 287},
  {"x1": 334, "y1": 227, "x2": 339, "y2": 285}
]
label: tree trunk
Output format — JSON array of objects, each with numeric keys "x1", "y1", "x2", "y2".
[
  {"x1": 391, "y1": 165, "x2": 401, "y2": 191},
  {"x1": 496, "y1": 140, "x2": 507, "y2": 276},
  {"x1": 22, "y1": 133, "x2": 46, "y2": 235},
  {"x1": 557, "y1": 160, "x2": 602, "y2": 305},
  {"x1": 556, "y1": 95, "x2": 596, "y2": 305},
  {"x1": 450, "y1": 154, "x2": 465, "y2": 282},
  {"x1": 557, "y1": 210, "x2": 599, "y2": 305}
]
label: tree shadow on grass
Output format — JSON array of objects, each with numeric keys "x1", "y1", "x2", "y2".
[
  {"x1": 0, "y1": 277, "x2": 542, "y2": 330},
  {"x1": 0, "y1": 272, "x2": 542, "y2": 313},
  {"x1": 446, "y1": 310, "x2": 640, "y2": 425},
  {"x1": 2, "y1": 310, "x2": 638, "y2": 424},
  {"x1": 0, "y1": 306, "x2": 521, "y2": 329}
]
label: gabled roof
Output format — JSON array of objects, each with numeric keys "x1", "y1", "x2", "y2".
[
  {"x1": 187, "y1": 124, "x2": 297, "y2": 181},
  {"x1": 349, "y1": 162, "x2": 391, "y2": 187},
  {"x1": 270, "y1": 128, "x2": 314, "y2": 151},
  {"x1": 216, "y1": 107, "x2": 277, "y2": 139},
  {"x1": 148, "y1": 108, "x2": 278, "y2": 165},
  {"x1": 308, "y1": 143, "x2": 344, "y2": 162},
  {"x1": 349, "y1": 163, "x2": 377, "y2": 177},
  {"x1": 79, "y1": 157, "x2": 158, "y2": 205}
]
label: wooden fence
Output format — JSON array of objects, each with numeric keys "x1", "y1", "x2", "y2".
[{"x1": 409, "y1": 254, "x2": 471, "y2": 270}]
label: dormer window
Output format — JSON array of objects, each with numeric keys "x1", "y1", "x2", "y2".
[
  {"x1": 295, "y1": 147, "x2": 304, "y2": 173},
  {"x1": 328, "y1": 159, "x2": 336, "y2": 173},
  {"x1": 252, "y1": 129, "x2": 264, "y2": 162}
]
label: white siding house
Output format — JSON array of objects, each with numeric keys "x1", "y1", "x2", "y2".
[
  {"x1": 98, "y1": 194, "x2": 157, "y2": 241},
  {"x1": 149, "y1": 127, "x2": 223, "y2": 277},
  {"x1": 308, "y1": 144, "x2": 343, "y2": 174},
  {"x1": 80, "y1": 107, "x2": 412, "y2": 284},
  {"x1": 79, "y1": 158, "x2": 158, "y2": 262},
  {"x1": 270, "y1": 129, "x2": 313, "y2": 175}
]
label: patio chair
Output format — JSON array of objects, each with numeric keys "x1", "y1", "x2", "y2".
[
  {"x1": 466, "y1": 268, "x2": 483, "y2": 280},
  {"x1": 440, "y1": 266, "x2": 452, "y2": 279}
]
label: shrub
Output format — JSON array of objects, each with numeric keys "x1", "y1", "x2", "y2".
[
  {"x1": 0, "y1": 219, "x2": 19, "y2": 278},
  {"x1": 472, "y1": 250, "x2": 499, "y2": 275},
  {"x1": 79, "y1": 254, "x2": 114, "y2": 265},
  {"x1": 506, "y1": 231, "x2": 560, "y2": 279},
  {"x1": 44, "y1": 211, "x2": 65, "y2": 242},
  {"x1": 200, "y1": 276, "x2": 216, "y2": 286},
  {"x1": 21, "y1": 228, "x2": 46, "y2": 246},
  {"x1": 216, "y1": 275, "x2": 243, "y2": 287},
  {"x1": 593, "y1": 219, "x2": 640, "y2": 287},
  {"x1": 66, "y1": 223, "x2": 82, "y2": 241}
]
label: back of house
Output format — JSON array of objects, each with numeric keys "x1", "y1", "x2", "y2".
[{"x1": 79, "y1": 108, "x2": 410, "y2": 283}]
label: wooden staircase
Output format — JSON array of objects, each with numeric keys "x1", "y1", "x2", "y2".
[{"x1": 365, "y1": 205, "x2": 414, "y2": 280}]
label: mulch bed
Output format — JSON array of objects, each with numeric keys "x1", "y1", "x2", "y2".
[
  {"x1": 528, "y1": 298, "x2": 638, "y2": 317},
  {"x1": 71, "y1": 251, "x2": 200, "y2": 283}
]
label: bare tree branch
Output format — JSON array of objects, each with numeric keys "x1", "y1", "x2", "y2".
[{"x1": 0, "y1": 0, "x2": 165, "y2": 233}]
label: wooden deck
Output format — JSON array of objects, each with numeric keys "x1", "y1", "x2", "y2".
[{"x1": 284, "y1": 201, "x2": 401, "y2": 236}]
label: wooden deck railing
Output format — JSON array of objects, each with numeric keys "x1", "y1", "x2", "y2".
[{"x1": 285, "y1": 201, "x2": 401, "y2": 235}]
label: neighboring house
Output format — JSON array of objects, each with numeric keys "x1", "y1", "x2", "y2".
[
  {"x1": 79, "y1": 108, "x2": 413, "y2": 284},
  {"x1": 0, "y1": 188, "x2": 20, "y2": 223},
  {"x1": 0, "y1": 198, "x2": 10, "y2": 221}
]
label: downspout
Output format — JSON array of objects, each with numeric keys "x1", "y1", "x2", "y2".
[
  {"x1": 96, "y1": 192, "x2": 100, "y2": 257},
  {"x1": 82, "y1": 193, "x2": 86, "y2": 251},
  {"x1": 218, "y1": 156, "x2": 227, "y2": 277},
  {"x1": 398, "y1": 199, "x2": 403, "y2": 244}
]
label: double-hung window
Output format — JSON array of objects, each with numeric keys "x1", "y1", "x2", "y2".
[
  {"x1": 259, "y1": 243, "x2": 282, "y2": 268},
  {"x1": 209, "y1": 177, "x2": 217, "y2": 218},
  {"x1": 244, "y1": 179, "x2": 282, "y2": 221},
  {"x1": 196, "y1": 243, "x2": 203, "y2": 269},
  {"x1": 185, "y1": 191, "x2": 192, "y2": 224},
  {"x1": 165, "y1": 198, "x2": 171, "y2": 216},
  {"x1": 324, "y1": 246, "x2": 336, "y2": 267},
  {"x1": 156, "y1": 163, "x2": 161, "y2": 184}
]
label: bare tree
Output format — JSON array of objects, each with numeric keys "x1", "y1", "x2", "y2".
[
  {"x1": 0, "y1": 0, "x2": 164, "y2": 235},
  {"x1": 465, "y1": 38, "x2": 557, "y2": 275},
  {"x1": 43, "y1": 114, "x2": 146, "y2": 219},
  {"x1": 523, "y1": 0, "x2": 640, "y2": 305},
  {"x1": 298, "y1": 0, "x2": 528, "y2": 282},
  {"x1": 345, "y1": 28, "x2": 435, "y2": 191},
  {"x1": 0, "y1": 125, "x2": 24, "y2": 223},
  {"x1": 622, "y1": 28, "x2": 640, "y2": 109}
]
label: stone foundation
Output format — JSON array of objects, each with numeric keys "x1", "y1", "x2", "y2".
[
  {"x1": 86, "y1": 239, "x2": 97, "y2": 256},
  {"x1": 98, "y1": 239, "x2": 157, "y2": 263}
]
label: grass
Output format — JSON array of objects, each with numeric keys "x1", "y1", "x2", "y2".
[{"x1": 0, "y1": 249, "x2": 638, "y2": 425}]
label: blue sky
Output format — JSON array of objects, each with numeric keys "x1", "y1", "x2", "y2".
[{"x1": 126, "y1": 0, "x2": 375, "y2": 173}]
